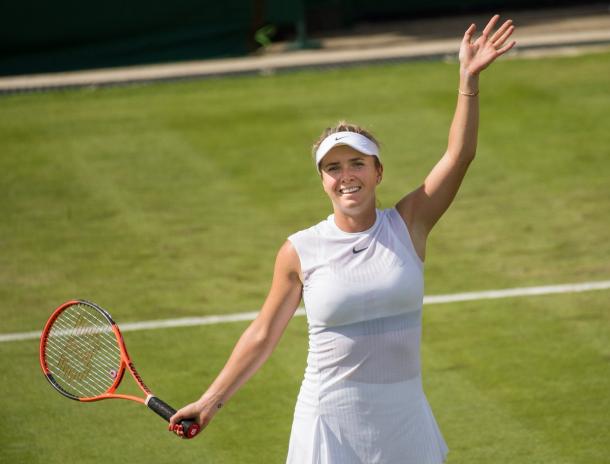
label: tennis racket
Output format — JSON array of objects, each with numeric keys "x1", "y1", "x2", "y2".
[{"x1": 39, "y1": 299, "x2": 200, "y2": 439}]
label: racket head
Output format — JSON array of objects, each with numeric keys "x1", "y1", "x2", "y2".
[{"x1": 40, "y1": 300, "x2": 126, "y2": 401}]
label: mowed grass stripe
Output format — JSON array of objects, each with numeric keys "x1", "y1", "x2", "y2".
[
  {"x1": 424, "y1": 291, "x2": 609, "y2": 464},
  {"x1": 4, "y1": 279, "x2": 609, "y2": 342},
  {"x1": 425, "y1": 359, "x2": 573, "y2": 464}
]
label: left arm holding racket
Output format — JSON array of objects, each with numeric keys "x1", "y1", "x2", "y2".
[
  {"x1": 39, "y1": 300, "x2": 201, "y2": 439},
  {"x1": 169, "y1": 240, "x2": 303, "y2": 437}
]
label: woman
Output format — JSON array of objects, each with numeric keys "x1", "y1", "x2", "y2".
[{"x1": 170, "y1": 15, "x2": 516, "y2": 463}]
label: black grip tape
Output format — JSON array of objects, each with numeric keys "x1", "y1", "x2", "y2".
[{"x1": 147, "y1": 396, "x2": 201, "y2": 439}]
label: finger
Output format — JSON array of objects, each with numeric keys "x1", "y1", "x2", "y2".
[
  {"x1": 168, "y1": 422, "x2": 185, "y2": 437},
  {"x1": 493, "y1": 25, "x2": 515, "y2": 48},
  {"x1": 496, "y1": 40, "x2": 517, "y2": 56},
  {"x1": 481, "y1": 14, "x2": 500, "y2": 38},
  {"x1": 490, "y1": 19, "x2": 512, "y2": 43},
  {"x1": 463, "y1": 23, "x2": 476, "y2": 43},
  {"x1": 169, "y1": 409, "x2": 187, "y2": 427}
]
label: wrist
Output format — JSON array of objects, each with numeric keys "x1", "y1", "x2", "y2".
[
  {"x1": 459, "y1": 70, "x2": 479, "y2": 94},
  {"x1": 460, "y1": 64, "x2": 479, "y2": 78},
  {"x1": 200, "y1": 390, "x2": 226, "y2": 409}
]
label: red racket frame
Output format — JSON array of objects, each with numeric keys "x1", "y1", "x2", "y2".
[{"x1": 40, "y1": 299, "x2": 200, "y2": 438}]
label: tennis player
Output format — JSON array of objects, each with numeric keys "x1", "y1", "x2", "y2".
[{"x1": 170, "y1": 14, "x2": 515, "y2": 463}]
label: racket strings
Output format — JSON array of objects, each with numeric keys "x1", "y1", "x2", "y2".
[
  {"x1": 47, "y1": 308, "x2": 120, "y2": 396},
  {"x1": 46, "y1": 315, "x2": 117, "y2": 397},
  {"x1": 44, "y1": 303, "x2": 122, "y2": 398},
  {"x1": 45, "y1": 342, "x2": 115, "y2": 397},
  {"x1": 50, "y1": 311, "x2": 119, "y2": 367}
]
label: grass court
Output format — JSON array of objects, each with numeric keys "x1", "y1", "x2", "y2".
[{"x1": 1, "y1": 51, "x2": 609, "y2": 463}]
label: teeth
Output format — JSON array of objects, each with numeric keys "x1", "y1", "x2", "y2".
[{"x1": 340, "y1": 186, "x2": 360, "y2": 194}]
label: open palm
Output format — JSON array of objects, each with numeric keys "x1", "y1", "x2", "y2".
[{"x1": 459, "y1": 15, "x2": 516, "y2": 76}]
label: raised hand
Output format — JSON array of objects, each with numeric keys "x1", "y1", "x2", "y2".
[{"x1": 459, "y1": 14, "x2": 516, "y2": 76}]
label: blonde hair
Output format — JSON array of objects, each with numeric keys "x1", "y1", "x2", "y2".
[{"x1": 312, "y1": 121, "x2": 381, "y2": 166}]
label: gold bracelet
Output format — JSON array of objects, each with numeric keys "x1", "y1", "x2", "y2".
[{"x1": 459, "y1": 89, "x2": 479, "y2": 97}]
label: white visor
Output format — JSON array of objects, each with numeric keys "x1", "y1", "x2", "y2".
[{"x1": 315, "y1": 131, "x2": 380, "y2": 172}]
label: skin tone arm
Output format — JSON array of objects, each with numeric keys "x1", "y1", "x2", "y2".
[
  {"x1": 168, "y1": 240, "x2": 303, "y2": 436},
  {"x1": 396, "y1": 15, "x2": 516, "y2": 260}
]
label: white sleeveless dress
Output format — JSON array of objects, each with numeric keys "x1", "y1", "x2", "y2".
[{"x1": 286, "y1": 207, "x2": 448, "y2": 464}]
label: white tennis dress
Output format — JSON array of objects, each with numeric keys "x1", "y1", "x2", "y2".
[{"x1": 286, "y1": 207, "x2": 448, "y2": 464}]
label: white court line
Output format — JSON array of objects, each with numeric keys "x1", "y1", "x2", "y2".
[{"x1": 3, "y1": 279, "x2": 610, "y2": 343}]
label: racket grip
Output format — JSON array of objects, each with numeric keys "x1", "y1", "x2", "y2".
[{"x1": 147, "y1": 396, "x2": 201, "y2": 439}]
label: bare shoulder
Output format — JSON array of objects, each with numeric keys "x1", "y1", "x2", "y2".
[{"x1": 275, "y1": 240, "x2": 302, "y2": 283}]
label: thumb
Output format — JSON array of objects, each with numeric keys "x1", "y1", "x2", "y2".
[{"x1": 463, "y1": 23, "x2": 476, "y2": 43}]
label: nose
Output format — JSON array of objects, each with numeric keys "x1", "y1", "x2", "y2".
[{"x1": 339, "y1": 166, "x2": 356, "y2": 180}]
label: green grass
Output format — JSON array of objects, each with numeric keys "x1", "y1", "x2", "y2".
[{"x1": 1, "y1": 51, "x2": 609, "y2": 463}]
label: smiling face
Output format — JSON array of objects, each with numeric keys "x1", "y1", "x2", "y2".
[{"x1": 319, "y1": 145, "x2": 383, "y2": 217}]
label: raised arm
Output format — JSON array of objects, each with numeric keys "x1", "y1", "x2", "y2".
[
  {"x1": 169, "y1": 240, "x2": 303, "y2": 436},
  {"x1": 396, "y1": 15, "x2": 516, "y2": 258}
]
